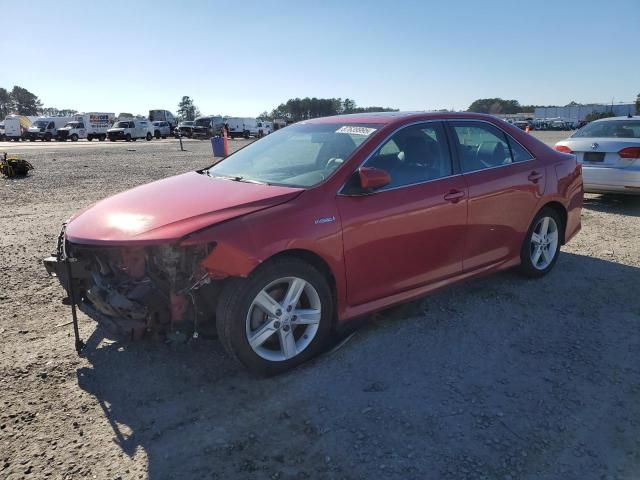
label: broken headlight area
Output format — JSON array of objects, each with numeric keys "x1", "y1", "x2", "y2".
[{"x1": 53, "y1": 241, "x2": 220, "y2": 340}]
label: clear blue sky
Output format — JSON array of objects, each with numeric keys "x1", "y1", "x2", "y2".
[{"x1": 1, "y1": 0, "x2": 638, "y2": 116}]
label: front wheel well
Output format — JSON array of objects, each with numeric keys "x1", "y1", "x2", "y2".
[
  {"x1": 538, "y1": 201, "x2": 568, "y2": 244},
  {"x1": 264, "y1": 249, "x2": 336, "y2": 290}
]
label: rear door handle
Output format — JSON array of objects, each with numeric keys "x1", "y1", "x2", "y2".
[
  {"x1": 528, "y1": 171, "x2": 543, "y2": 183},
  {"x1": 444, "y1": 189, "x2": 465, "y2": 203}
]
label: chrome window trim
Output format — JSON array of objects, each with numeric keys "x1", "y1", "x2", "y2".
[
  {"x1": 448, "y1": 118, "x2": 536, "y2": 163},
  {"x1": 337, "y1": 120, "x2": 458, "y2": 196},
  {"x1": 338, "y1": 118, "x2": 538, "y2": 196}
]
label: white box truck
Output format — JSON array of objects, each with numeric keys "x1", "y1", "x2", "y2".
[
  {"x1": 226, "y1": 117, "x2": 259, "y2": 138},
  {"x1": 3, "y1": 115, "x2": 37, "y2": 141},
  {"x1": 26, "y1": 117, "x2": 72, "y2": 141},
  {"x1": 56, "y1": 113, "x2": 115, "y2": 141}
]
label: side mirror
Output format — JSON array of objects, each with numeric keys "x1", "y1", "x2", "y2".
[{"x1": 358, "y1": 167, "x2": 391, "y2": 191}]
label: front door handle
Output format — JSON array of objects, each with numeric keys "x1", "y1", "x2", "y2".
[
  {"x1": 528, "y1": 171, "x2": 543, "y2": 183},
  {"x1": 444, "y1": 189, "x2": 465, "y2": 203}
]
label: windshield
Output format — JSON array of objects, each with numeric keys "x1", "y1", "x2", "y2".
[
  {"x1": 33, "y1": 120, "x2": 48, "y2": 128},
  {"x1": 64, "y1": 122, "x2": 79, "y2": 128},
  {"x1": 153, "y1": 121, "x2": 162, "y2": 126},
  {"x1": 573, "y1": 120, "x2": 640, "y2": 139},
  {"x1": 181, "y1": 121, "x2": 194, "y2": 126},
  {"x1": 112, "y1": 121, "x2": 128, "y2": 128},
  {"x1": 195, "y1": 118, "x2": 212, "y2": 127},
  {"x1": 207, "y1": 122, "x2": 377, "y2": 187}
]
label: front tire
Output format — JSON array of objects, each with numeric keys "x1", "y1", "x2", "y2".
[
  {"x1": 71, "y1": 134, "x2": 78, "y2": 142},
  {"x1": 519, "y1": 207, "x2": 562, "y2": 277},
  {"x1": 125, "y1": 133, "x2": 131, "y2": 142},
  {"x1": 216, "y1": 258, "x2": 333, "y2": 376}
]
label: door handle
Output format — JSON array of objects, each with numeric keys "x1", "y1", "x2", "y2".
[
  {"x1": 444, "y1": 189, "x2": 465, "y2": 203},
  {"x1": 528, "y1": 171, "x2": 543, "y2": 183}
]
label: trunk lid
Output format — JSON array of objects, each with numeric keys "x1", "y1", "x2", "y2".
[{"x1": 565, "y1": 138, "x2": 640, "y2": 168}]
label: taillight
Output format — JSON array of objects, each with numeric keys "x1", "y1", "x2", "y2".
[
  {"x1": 618, "y1": 147, "x2": 640, "y2": 159},
  {"x1": 555, "y1": 145, "x2": 573, "y2": 153}
]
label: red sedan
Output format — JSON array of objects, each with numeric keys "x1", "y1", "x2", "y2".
[{"x1": 44, "y1": 112, "x2": 583, "y2": 375}]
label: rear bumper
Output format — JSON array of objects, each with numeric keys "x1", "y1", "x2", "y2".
[{"x1": 583, "y1": 166, "x2": 640, "y2": 194}]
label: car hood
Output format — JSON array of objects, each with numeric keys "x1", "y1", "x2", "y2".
[{"x1": 65, "y1": 172, "x2": 304, "y2": 246}]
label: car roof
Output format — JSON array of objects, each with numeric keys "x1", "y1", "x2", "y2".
[
  {"x1": 591, "y1": 115, "x2": 640, "y2": 123},
  {"x1": 303, "y1": 111, "x2": 506, "y2": 126}
]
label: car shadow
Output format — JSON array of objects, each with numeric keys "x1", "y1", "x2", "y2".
[
  {"x1": 583, "y1": 193, "x2": 640, "y2": 217},
  {"x1": 76, "y1": 252, "x2": 640, "y2": 479}
]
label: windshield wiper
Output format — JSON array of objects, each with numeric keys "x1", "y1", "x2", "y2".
[{"x1": 209, "y1": 173, "x2": 269, "y2": 185}]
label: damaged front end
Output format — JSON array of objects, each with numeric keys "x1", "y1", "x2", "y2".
[{"x1": 44, "y1": 225, "x2": 221, "y2": 342}]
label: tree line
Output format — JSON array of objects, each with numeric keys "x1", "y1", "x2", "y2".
[
  {"x1": 0, "y1": 86, "x2": 44, "y2": 118},
  {"x1": 467, "y1": 96, "x2": 640, "y2": 115},
  {"x1": 258, "y1": 97, "x2": 398, "y2": 121}
]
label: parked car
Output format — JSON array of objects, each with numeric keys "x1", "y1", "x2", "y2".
[
  {"x1": 257, "y1": 120, "x2": 272, "y2": 137},
  {"x1": 107, "y1": 119, "x2": 152, "y2": 141},
  {"x1": 226, "y1": 117, "x2": 259, "y2": 138},
  {"x1": 555, "y1": 116, "x2": 640, "y2": 194},
  {"x1": 43, "y1": 112, "x2": 582, "y2": 375},
  {"x1": 56, "y1": 113, "x2": 115, "y2": 142},
  {"x1": 548, "y1": 119, "x2": 571, "y2": 131},
  {"x1": 174, "y1": 121, "x2": 195, "y2": 138},
  {"x1": 149, "y1": 110, "x2": 176, "y2": 130},
  {"x1": 151, "y1": 121, "x2": 171, "y2": 139},
  {"x1": 0, "y1": 122, "x2": 4, "y2": 141},
  {"x1": 192, "y1": 115, "x2": 224, "y2": 139},
  {"x1": 26, "y1": 117, "x2": 72, "y2": 141}
]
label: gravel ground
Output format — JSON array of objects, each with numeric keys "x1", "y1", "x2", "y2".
[{"x1": 0, "y1": 132, "x2": 638, "y2": 480}]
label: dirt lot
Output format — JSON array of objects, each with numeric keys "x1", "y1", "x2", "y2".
[{"x1": 1, "y1": 132, "x2": 638, "y2": 480}]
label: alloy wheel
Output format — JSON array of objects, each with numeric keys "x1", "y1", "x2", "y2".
[
  {"x1": 530, "y1": 216, "x2": 559, "y2": 270},
  {"x1": 245, "y1": 277, "x2": 321, "y2": 362}
]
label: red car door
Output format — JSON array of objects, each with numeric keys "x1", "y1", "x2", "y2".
[
  {"x1": 337, "y1": 121, "x2": 467, "y2": 307},
  {"x1": 447, "y1": 120, "x2": 545, "y2": 271}
]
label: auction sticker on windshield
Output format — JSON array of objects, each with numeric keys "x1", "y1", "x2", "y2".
[{"x1": 336, "y1": 126, "x2": 377, "y2": 136}]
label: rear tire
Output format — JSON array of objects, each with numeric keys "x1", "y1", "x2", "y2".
[
  {"x1": 216, "y1": 258, "x2": 333, "y2": 376},
  {"x1": 155, "y1": 130, "x2": 161, "y2": 139},
  {"x1": 87, "y1": 135, "x2": 93, "y2": 141},
  {"x1": 99, "y1": 134, "x2": 106, "y2": 141},
  {"x1": 519, "y1": 207, "x2": 563, "y2": 278},
  {"x1": 146, "y1": 132, "x2": 152, "y2": 141}
]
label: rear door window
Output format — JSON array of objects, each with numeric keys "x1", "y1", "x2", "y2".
[{"x1": 449, "y1": 121, "x2": 530, "y2": 173}]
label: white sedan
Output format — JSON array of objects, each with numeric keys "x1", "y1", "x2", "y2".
[{"x1": 555, "y1": 116, "x2": 640, "y2": 194}]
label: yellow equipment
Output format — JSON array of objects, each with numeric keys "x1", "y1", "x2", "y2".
[{"x1": 0, "y1": 152, "x2": 34, "y2": 178}]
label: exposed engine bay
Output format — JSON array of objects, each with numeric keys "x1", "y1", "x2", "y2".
[{"x1": 46, "y1": 226, "x2": 221, "y2": 341}]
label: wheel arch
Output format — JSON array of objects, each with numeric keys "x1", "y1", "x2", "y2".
[
  {"x1": 537, "y1": 201, "x2": 568, "y2": 244},
  {"x1": 257, "y1": 248, "x2": 339, "y2": 325}
]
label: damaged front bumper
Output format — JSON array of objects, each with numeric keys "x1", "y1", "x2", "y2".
[{"x1": 43, "y1": 225, "x2": 220, "y2": 345}]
